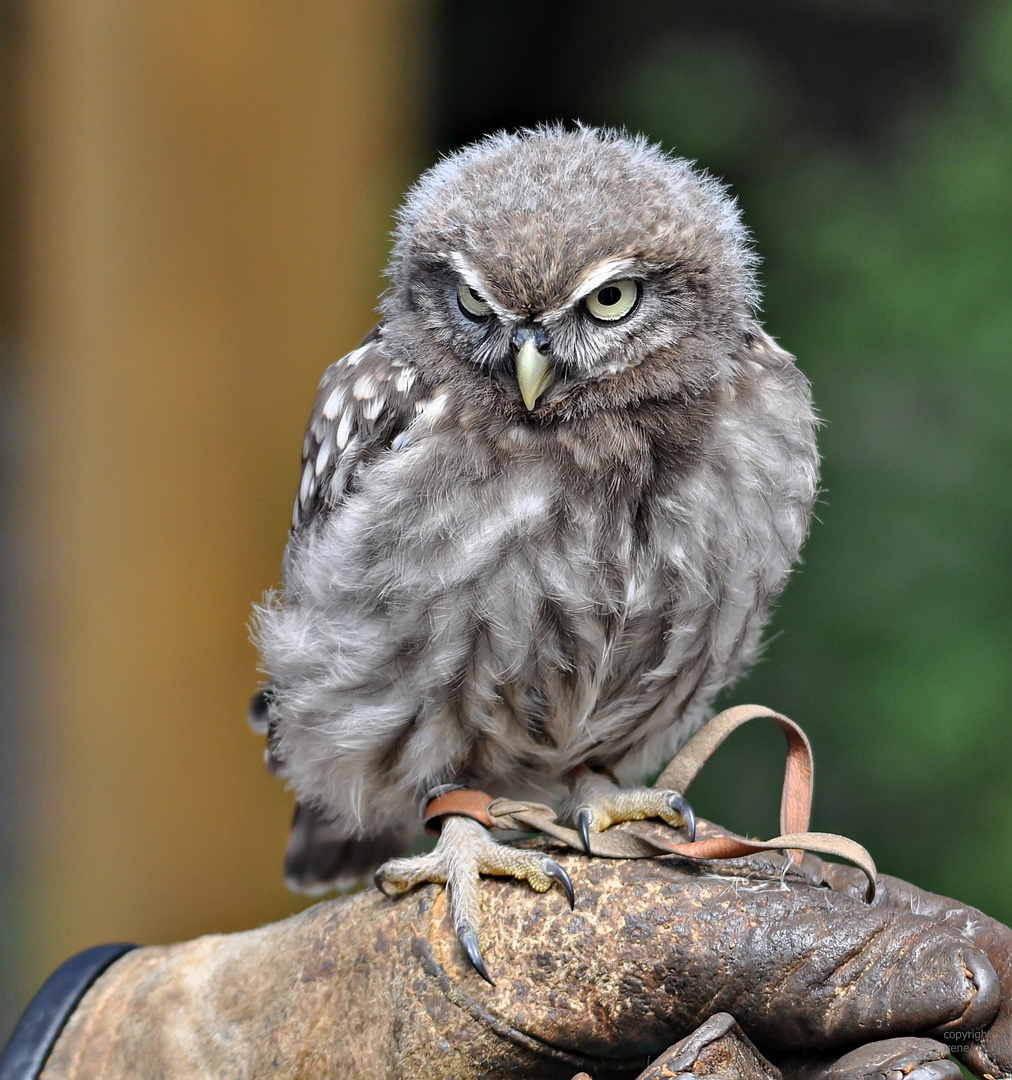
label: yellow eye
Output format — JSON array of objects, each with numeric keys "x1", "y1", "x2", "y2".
[
  {"x1": 584, "y1": 278, "x2": 639, "y2": 322},
  {"x1": 457, "y1": 282, "x2": 493, "y2": 318}
]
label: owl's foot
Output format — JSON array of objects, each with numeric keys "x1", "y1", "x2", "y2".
[
  {"x1": 571, "y1": 770, "x2": 695, "y2": 857},
  {"x1": 373, "y1": 814, "x2": 574, "y2": 985}
]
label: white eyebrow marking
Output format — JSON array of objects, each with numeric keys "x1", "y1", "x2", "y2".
[
  {"x1": 448, "y1": 252, "x2": 520, "y2": 322},
  {"x1": 540, "y1": 256, "x2": 641, "y2": 323}
]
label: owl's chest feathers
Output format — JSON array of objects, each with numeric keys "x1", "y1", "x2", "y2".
[
  {"x1": 338, "y1": 400, "x2": 744, "y2": 768},
  {"x1": 398, "y1": 402, "x2": 697, "y2": 611},
  {"x1": 273, "y1": 369, "x2": 813, "y2": 808}
]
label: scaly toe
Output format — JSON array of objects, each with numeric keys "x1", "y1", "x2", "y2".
[
  {"x1": 570, "y1": 781, "x2": 696, "y2": 842},
  {"x1": 620, "y1": 787, "x2": 695, "y2": 834},
  {"x1": 373, "y1": 848, "x2": 447, "y2": 897}
]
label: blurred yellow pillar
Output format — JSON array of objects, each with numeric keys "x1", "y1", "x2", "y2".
[{"x1": 22, "y1": 0, "x2": 426, "y2": 989}]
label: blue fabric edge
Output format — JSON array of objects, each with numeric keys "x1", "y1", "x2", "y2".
[{"x1": 0, "y1": 943, "x2": 138, "y2": 1080}]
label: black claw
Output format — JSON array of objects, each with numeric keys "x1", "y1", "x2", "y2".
[
  {"x1": 576, "y1": 806, "x2": 594, "y2": 856},
  {"x1": 459, "y1": 930, "x2": 495, "y2": 985},
  {"x1": 372, "y1": 868, "x2": 394, "y2": 897},
  {"x1": 667, "y1": 792, "x2": 696, "y2": 842},
  {"x1": 542, "y1": 858, "x2": 576, "y2": 910}
]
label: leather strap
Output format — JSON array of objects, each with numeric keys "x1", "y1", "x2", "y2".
[
  {"x1": 423, "y1": 705, "x2": 877, "y2": 902},
  {"x1": 655, "y1": 704, "x2": 813, "y2": 839},
  {"x1": 424, "y1": 788, "x2": 496, "y2": 835}
]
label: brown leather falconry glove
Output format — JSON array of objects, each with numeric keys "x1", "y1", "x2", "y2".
[{"x1": 23, "y1": 850, "x2": 1011, "y2": 1080}]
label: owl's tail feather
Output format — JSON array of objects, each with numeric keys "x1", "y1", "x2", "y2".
[
  {"x1": 249, "y1": 688, "x2": 413, "y2": 893},
  {"x1": 284, "y1": 800, "x2": 412, "y2": 895}
]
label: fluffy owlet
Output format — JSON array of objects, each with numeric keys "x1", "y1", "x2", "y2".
[{"x1": 252, "y1": 126, "x2": 819, "y2": 981}]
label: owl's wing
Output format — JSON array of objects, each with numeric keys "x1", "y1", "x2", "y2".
[
  {"x1": 291, "y1": 324, "x2": 424, "y2": 533},
  {"x1": 256, "y1": 325, "x2": 427, "y2": 892}
]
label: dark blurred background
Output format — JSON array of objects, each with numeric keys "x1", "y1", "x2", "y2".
[{"x1": 2, "y1": 0, "x2": 1010, "y2": 1043}]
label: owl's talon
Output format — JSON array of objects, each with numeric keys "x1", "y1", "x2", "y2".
[
  {"x1": 374, "y1": 815, "x2": 577, "y2": 982},
  {"x1": 459, "y1": 930, "x2": 495, "y2": 986},
  {"x1": 373, "y1": 866, "x2": 395, "y2": 897},
  {"x1": 667, "y1": 792, "x2": 696, "y2": 842},
  {"x1": 543, "y1": 858, "x2": 576, "y2": 909},
  {"x1": 576, "y1": 807, "x2": 594, "y2": 856}
]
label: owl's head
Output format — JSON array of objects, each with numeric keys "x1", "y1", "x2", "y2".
[{"x1": 381, "y1": 126, "x2": 759, "y2": 420}]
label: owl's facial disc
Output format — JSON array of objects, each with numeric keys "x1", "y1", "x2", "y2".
[{"x1": 436, "y1": 254, "x2": 675, "y2": 411}]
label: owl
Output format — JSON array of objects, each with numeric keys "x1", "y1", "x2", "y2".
[{"x1": 252, "y1": 126, "x2": 819, "y2": 982}]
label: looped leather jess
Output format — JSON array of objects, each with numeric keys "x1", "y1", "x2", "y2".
[{"x1": 423, "y1": 704, "x2": 877, "y2": 902}]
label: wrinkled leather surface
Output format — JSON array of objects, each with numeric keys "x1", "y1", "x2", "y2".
[{"x1": 39, "y1": 849, "x2": 1007, "y2": 1080}]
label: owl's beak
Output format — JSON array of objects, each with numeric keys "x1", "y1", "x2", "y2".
[{"x1": 515, "y1": 338, "x2": 554, "y2": 410}]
